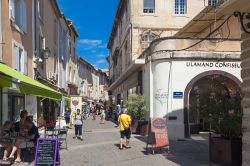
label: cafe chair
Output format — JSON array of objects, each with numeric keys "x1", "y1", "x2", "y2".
[
  {"x1": 57, "y1": 128, "x2": 68, "y2": 150},
  {"x1": 45, "y1": 126, "x2": 56, "y2": 138}
]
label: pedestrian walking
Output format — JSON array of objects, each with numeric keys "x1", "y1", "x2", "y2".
[
  {"x1": 92, "y1": 106, "x2": 97, "y2": 120},
  {"x1": 100, "y1": 107, "x2": 106, "y2": 124},
  {"x1": 118, "y1": 107, "x2": 131, "y2": 150},
  {"x1": 64, "y1": 109, "x2": 71, "y2": 128},
  {"x1": 73, "y1": 109, "x2": 83, "y2": 141}
]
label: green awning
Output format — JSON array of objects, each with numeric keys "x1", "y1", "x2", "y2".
[
  {"x1": 0, "y1": 63, "x2": 62, "y2": 100},
  {"x1": 64, "y1": 97, "x2": 71, "y2": 103}
]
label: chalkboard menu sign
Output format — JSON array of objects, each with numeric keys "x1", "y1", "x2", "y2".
[{"x1": 34, "y1": 138, "x2": 60, "y2": 166}]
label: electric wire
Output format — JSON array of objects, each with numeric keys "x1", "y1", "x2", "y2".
[{"x1": 151, "y1": 15, "x2": 233, "y2": 55}]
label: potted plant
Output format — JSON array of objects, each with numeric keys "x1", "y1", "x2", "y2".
[
  {"x1": 209, "y1": 92, "x2": 242, "y2": 166},
  {"x1": 197, "y1": 88, "x2": 242, "y2": 166},
  {"x1": 125, "y1": 94, "x2": 148, "y2": 135}
]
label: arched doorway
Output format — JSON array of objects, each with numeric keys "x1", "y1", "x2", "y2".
[{"x1": 184, "y1": 70, "x2": 242, "y2": 137}]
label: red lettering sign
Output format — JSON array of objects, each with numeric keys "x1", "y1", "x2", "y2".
[{"x1": 151, "y1": 118, "x2": 169, "y2": 148}]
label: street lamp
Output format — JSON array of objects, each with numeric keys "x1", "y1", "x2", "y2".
[{"x1": 41, "y1": 47, "x2": 51, "y2": 59}]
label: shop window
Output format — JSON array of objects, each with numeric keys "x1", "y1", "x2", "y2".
[{"x1": 8, "y1": 95, "x2": 25, "y2": 122}]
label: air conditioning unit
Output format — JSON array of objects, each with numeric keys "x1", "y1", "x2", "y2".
[{"x1": 47, "y1": 71, "x2": 58, "y2": 81}]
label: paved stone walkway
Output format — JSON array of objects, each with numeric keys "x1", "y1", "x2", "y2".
[{"x1": 0, "y1": 117, "x2": 210, "y2": 166}]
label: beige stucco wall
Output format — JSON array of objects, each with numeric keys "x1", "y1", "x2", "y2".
[
  {"x1": 35, "y1": 0, "x2": 59, "y2": 79},
  {"x1": 108, "y1": 0, "x2": 208, "y2": 104},
  {"x1": 2, "y1": 0, "x2": 33, "y2": 77}
]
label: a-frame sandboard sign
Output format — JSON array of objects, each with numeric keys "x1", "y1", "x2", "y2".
[{"x1": 146, "y1": 118, "x2": 170, "y2": 154}]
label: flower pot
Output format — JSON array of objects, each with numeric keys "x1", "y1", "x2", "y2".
[
  {"x1": 210, "y1": 136, "x2": 242, "y2": 166},
  {"x1": 130, "y1": 120, "x2": 139, "y2": 134},
  {"x1": 138, "y1": 120, "x2": 148, "y2": 136}
]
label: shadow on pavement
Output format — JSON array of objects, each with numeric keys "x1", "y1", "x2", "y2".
[{"x1": 134, "y1": 134, "x2": 209, "y2": 166}]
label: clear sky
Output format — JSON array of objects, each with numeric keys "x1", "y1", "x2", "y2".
[{"x1": 57, "y1": 0, "x2": 119, "y2": 69}]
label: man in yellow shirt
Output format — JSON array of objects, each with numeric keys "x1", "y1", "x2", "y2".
[{"x1": 118, "y1": 107, "x2": 131, "y2": 150}]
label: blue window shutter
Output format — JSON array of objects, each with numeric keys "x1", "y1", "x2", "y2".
[{"x1": 21, "y1": 0, "x2": 27, "y2": 32}]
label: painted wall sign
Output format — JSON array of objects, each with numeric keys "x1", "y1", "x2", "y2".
[
  {"x1": 34, "y1": 138, "x2": 60, "y2": 166},
  {"x1": 173, "y1": 92, "x2": 183, "y2": 99},
  {"x1": 186, "y1": 62, "x2": 240, "y2": 68},
  {"x1": 154, "y1": 89, "x2": 168, "y2": 104}
]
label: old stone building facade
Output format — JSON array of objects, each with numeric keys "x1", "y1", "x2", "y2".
[
  {"x1": 78, "y1": 57, "x2": 109, "y2": 102},
  {"x1": 108, "y1": 0, "x2": 209, "y2": 105}
]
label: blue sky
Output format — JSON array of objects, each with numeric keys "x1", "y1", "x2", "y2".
[{"x1": 57, "y1": 0, "x2": 119, "y2": 69}]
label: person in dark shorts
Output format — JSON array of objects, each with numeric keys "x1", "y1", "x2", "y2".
[
  {"x1": 64, "y1": 109, "x2": 71, "y2": 128},
  {"x1": 118, "y1": 108, "x2": 131, "y2": 150}
]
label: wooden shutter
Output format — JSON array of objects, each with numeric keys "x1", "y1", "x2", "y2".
[
  {"x1": 9, "y1": 0, "x2": 15, "y2": 21},
  {"x1": 23, "y1": 50, "x2": 28, "y2": 75},
  {"x1": 13, "y1": 45, "x2": 20, "y2": 71}
]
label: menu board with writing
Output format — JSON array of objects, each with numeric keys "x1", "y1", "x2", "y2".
[
  {"x1": 147, "y1": 118, "x2": 169, "y2": 148},
  {"x1": 34, "y1": 138, "x2": 59, "y2": 166}
]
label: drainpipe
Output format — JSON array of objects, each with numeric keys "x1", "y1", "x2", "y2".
[
  {"x1": 130, "y1": 23, "x2": 133, "y2": 63},
  {"x1": 33, "y1": 0, "x2": 38, "y2": 77}
]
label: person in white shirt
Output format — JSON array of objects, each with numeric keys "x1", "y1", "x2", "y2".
[{"x1": 73, "y1": 109, "x2": 83, "y2": 141}]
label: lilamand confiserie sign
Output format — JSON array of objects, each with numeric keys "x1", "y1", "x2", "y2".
[{"x1": 186, "y1": 62, "x2": 240, "y2": 68}]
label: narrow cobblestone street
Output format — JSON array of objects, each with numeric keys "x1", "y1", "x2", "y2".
[{"x1": 2, "y1": 117, "x2": 209, "y2": 166}]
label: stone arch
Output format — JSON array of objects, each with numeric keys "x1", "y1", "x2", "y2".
[{"x1": 183, "y1": 70, "x2": 242, "y2": 138}]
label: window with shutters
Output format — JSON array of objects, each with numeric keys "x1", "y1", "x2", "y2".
[
  {"x1": 175, "y1": 0, "x2": 187, "y2": 15},
  {"x1": 13, "y1": 44, "x2": 28, "y2": 75},
  {"x1": 9, "y1": 0, "x2": 27, "y2": 33},
  {"x1": 141, "y1": 34, "x2": 157, "y2": 51},
  {"x1": 143, "y1": 0, "x2": 155, "y2": 13},
  {"x1": 208, "y1": 0, "x2": 220, "y2": 6}
]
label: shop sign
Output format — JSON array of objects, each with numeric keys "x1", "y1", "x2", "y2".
[{"x1": 186, "y1": 62, "x2": 240, "y2": 68}]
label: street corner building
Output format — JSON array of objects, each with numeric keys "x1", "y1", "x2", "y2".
[{"x1": 107, "y1": 0, "x2": 242, "y2": 140}]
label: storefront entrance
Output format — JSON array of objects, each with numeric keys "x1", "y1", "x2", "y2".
[{"x1": 184, "y1": 71, "x2": 242, "y2": 137}]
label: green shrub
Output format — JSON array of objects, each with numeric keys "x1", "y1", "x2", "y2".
[{"x1": 125, "y1": 95, "x2": 148, "y2": 120}]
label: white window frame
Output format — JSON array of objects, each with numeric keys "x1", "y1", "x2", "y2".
[
  {"x1": 12, "y1": 40, "x2": 28, "y2": 75},
  {"x1": 9, "y1": 0, "x2": 27, "y2": 33},
  {"x1": 208, "y1": 0, "x2": 219, "y2": 6},
  {"x1": 143, "y1": 0, "x2": 155, "y2": 13},
  {"x1": 175, "y1": 0, "x2": 187, "y2": 15},
  {"x1": 141, "y1": 34, "x2": 157, "y2": 51}
]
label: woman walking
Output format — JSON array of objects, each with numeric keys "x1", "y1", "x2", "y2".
[
  {"x1": 100, "y1": 107, "x2": 106, "y2": 124},
  {"x1": 73, "y1": 109, "x2": 83, "y2": 141}
]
